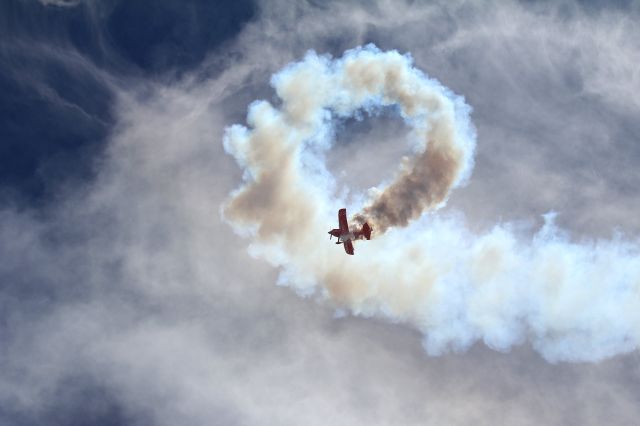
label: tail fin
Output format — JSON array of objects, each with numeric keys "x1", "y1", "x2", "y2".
[{"x1": 362, "y1": 223, "x2": 372, "y2": 240}]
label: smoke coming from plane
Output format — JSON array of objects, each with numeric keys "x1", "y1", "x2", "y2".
[{"x1": 222, "y1": 45, "x2": 640, "y2": 362}]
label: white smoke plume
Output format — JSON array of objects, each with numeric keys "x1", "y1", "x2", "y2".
[{"x1": 223, "y1": 45, "x2": 640, "y2": 362}]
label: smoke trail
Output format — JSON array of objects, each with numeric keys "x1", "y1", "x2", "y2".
[
  {"x1": 224, "y1": 45, "x2": 475, "y2": 235},
  {"x1": 222, "y1": 45, "x2": 640, "y2": 362}
]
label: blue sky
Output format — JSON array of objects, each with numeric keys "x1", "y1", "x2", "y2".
[
  {"x1": 1, "y1": 1, "x2": 640, "y2": 425},
  {"x1": 0, "y1": 0, "x2": 254, "y2": 205}
]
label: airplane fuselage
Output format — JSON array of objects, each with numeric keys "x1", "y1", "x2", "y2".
[
  {"x1": 329, "y1": 228, "x2": 354, "y2": 244},
  {"x1": 337, "y1": 232, "x2": 355, "y2": 243}
]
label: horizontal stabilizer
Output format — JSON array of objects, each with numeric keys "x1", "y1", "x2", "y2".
[{"x1": 361, "y1": 223, "x2": 372, "y2": 240}]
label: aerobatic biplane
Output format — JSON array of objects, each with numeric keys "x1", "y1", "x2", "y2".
[{"x1": 328, "y1": 208, "x2": 372, "y2": 255}]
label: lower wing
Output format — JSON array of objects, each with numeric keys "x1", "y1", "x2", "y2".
[{"x1": 343, "y1": 240, "x2": 354, "y2": 255}]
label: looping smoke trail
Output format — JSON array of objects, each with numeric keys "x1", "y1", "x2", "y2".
[
  {"x1": 224, "y1": 45, "x2": 475, "y2": 235},
  {"x1": 222, "y1": 45, "x2": 640, "y2": 362}
]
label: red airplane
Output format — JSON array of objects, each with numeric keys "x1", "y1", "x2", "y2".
[{"x1": 328, "y1": 208, "x2": 372, "y2": 255}]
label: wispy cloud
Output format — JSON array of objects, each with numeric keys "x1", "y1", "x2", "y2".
[
  {"x1": 1, "y1": 0, "x2": 640, "y2": 424},
  {"x1": 38, "y1": 0, "x2": 83, "y2": 7}
]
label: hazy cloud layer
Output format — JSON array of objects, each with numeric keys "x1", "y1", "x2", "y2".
[{"x1": 1, "y1": 0, "x2": 639, "y2": 424}]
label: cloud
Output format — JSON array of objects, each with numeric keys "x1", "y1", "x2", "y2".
[
  {"x1": 38, "y1": 0, "x2": 83, "y2": 7},
  {"x1": 1, "y1": 0, "x2": 640, "y2": 425}
]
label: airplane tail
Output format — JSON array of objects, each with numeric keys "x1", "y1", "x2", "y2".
[{"x1": 361, "y1": 222, "x2": 372, "y2": 240}]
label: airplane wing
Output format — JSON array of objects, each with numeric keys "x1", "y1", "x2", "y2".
[
  {"x1": 343, "y1": 240, "x2": 354, "y2": 255},
  {"x1": 338, "y1": 208, "x2": 349, "y2": 233}
]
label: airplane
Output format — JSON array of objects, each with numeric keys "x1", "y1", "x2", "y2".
[{"x1": 328, "y1": 208, "x2": 372, "y2": 255}]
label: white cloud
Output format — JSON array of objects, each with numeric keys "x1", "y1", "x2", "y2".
[{"x1": 2, "y1": 0, "x2": 640, "y2": 424}]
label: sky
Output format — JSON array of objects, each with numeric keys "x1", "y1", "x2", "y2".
[{"x1": 1, "y1": 0, "x2": 640, "y2": 425}]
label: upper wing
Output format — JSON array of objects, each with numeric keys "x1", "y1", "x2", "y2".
[
  {"x1": 343, "y1": 240, "x2": 354, "y2": 255},
  {"x1": 338, "y1": 208, "x2": 349, "y2": 233}
]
